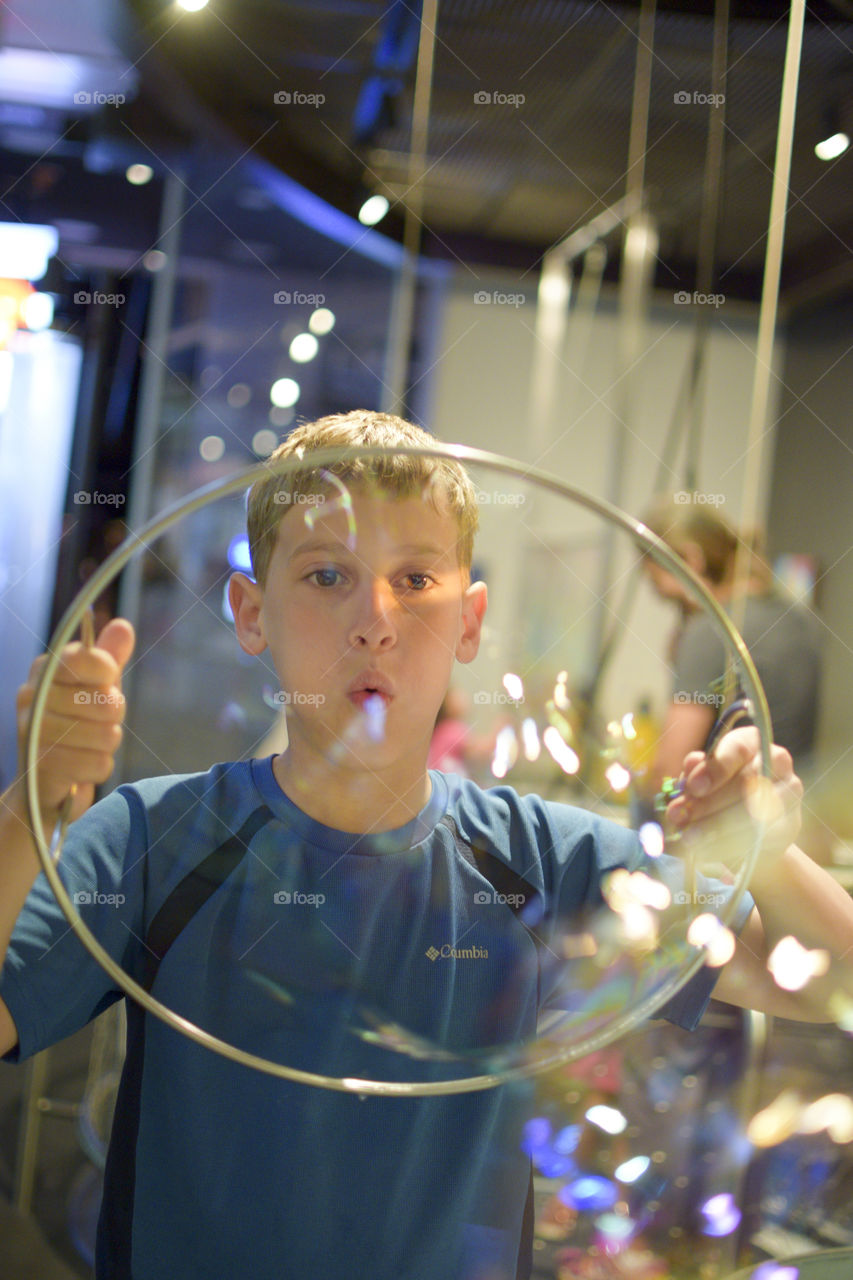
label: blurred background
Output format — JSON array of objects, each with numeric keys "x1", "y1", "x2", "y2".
[{"x1": 1, "y1": 1, "x2": 853, "y2": 1277}]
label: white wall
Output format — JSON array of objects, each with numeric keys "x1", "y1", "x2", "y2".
[
  {"x1": 0, "y1": 330, "x2": 82, "y2": 788},
  {"x1": 428, "y1": 268, "x2": 784, "y2": 731},
  {"x1": 766, "y1": 297, "x2": 853, "y2": 770}
]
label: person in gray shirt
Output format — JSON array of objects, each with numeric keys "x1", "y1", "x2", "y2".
[{"x1": 641, "y1": 497, "x2": 822, "y2": 792}]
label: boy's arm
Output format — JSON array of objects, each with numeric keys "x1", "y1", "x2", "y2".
[
  {"x1": 667, "y1": 731, "x2": 853, "y2": 1022},
  {"x1": 0, "y1": 620, "x2": 134, "y2": 1055}
]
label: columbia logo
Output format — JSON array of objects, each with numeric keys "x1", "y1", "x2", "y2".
[{"x1": 425, "y1": 946, "x2": 439, "y2": 961}]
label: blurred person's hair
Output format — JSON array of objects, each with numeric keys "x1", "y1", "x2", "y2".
[{"x1": 643, "y1": 495, "x2": 772, "y2": 588}]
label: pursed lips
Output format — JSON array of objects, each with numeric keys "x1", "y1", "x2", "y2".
[{"x1": 347, "y1": 671, "x2": 394, "y2": 710}]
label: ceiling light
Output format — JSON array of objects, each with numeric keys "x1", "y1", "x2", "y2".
[
  {"x1": 358, "y1": 194, "x2": 389, "y2": 226},
  {"x1": 126, "y1": 164, "x2": 153, "y2": 185},
  {"x1": 308, "y1": 308, "x2": 335, "y2": 335},
  {"x1": 270, "y1": 377, "x2": 300, "y2": 408},
  {"x1": 815, "y1": 130, "x2": 849, "y2": 161},
  {"x1": 0, "y1": 223, "x2": 58, "y2": 281},
  {"x1": 289, "y1": 332, "x2": 319, "y2": 363}
]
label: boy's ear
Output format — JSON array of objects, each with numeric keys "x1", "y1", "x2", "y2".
[
  {"x1": 229, "y1": 573, "x2": 267, "y2": 656},
  {"x1": 456, "y1": 579, "x2": 488, "y2": 664}
]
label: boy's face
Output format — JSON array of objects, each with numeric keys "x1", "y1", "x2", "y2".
[{"x1": 231, "y1": 484, "x2": 487, "y2": 774}]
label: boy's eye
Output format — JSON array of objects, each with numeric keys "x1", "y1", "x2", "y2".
[
  {"x1": 308, "y1": 568, "x2": 342, "y2": 588},
  {"x1": 404, "y1": 573, "x2": 431, "y2": 591}
]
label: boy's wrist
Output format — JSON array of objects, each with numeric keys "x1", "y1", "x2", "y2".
[
  {"x1": 2, "y1": 777, "x2": 57, "y2": 840},
  {"x1": 746, "y1": 841, "x2": 799, "y2": 900}
]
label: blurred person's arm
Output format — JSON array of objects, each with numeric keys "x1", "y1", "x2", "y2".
[{"x1": 646, "y1": 699, "x2": 715, "y2": 797}]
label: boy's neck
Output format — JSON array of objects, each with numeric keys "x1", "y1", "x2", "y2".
[{"x1": 270, "y1": 749, "x2": 432, "y2": 834}]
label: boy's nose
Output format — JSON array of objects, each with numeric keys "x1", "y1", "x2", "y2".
[{"x1": 347, "y1": 580, "x2": 398, "y2": 650}]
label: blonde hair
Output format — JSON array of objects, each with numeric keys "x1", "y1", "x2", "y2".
[
  {"x1": 643, "y1": 495, "x2": 771, "y2": 587},
  {"x1": 247, "y1": 410, "x2": 479, "y2": 585}
]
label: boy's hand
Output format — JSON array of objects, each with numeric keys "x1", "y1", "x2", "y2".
[
  {"x1": 666, "y1": 727, "x2": 802, "y2": 873},
  {"x1": 14, "y1": 619, "x2": 135, "y2": 826}
]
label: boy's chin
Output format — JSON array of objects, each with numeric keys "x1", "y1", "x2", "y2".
[{"x1": 292, "y1": 711, "x2": 425, "y2": 772}]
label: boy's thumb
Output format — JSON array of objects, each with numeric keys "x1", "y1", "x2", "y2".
[{"x1": 94, "y1": 618, "x2": 136, "y2": 675}]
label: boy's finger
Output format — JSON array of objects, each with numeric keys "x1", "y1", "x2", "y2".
[
  {"x1": 684, "y1": 726, "x2": 759, "y2": 798},
  {"x1": 93, "y1": 618, "x2": 135, "y2": 676}
]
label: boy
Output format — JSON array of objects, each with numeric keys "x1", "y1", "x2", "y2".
[{"x1": 1, "y1": 410, "x2": 851, "y2": 1280}]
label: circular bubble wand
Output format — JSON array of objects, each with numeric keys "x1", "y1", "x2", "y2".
[{"x1": 25, "y1": 443, "x2": 773, "y2": 1096}]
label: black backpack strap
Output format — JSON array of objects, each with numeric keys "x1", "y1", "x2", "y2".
[
  {"x1": 439, "y1": 814, "x2": 543, "y2": 922},
  {"x1": 440, "y1": 814, "x2": 539, "y2": 1280},
  {"x1": 142, "y1": 804, "x2": 274, "y2": 992}
]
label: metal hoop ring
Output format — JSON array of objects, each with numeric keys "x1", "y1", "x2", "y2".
[{"x1": 25, "y1": 443, "x2": 772, "y2": 1095}]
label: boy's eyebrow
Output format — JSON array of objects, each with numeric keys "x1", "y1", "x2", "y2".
[{"x1": 288, "y1": 538, "x2": 451, "y2": 561}]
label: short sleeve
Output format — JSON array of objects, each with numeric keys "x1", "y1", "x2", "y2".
[
  {"x1": 0, "y1": 787, "x2": 147, "y2": 1061},
  {"x1": 543, "y1": 805, "x2": 755, "y2": 1032},
  {"x1": 673, "y1": 615, "x2": 725, "y2": 703}
]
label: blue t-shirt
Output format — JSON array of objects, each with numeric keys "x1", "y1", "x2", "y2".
[{"x1": 1, "y1": 761, "x2": 752, "y2": 1280}]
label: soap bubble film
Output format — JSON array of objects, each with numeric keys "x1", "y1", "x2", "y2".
[{"x1": 29, "y1": 443, "x2": 770, "y2": 1100}]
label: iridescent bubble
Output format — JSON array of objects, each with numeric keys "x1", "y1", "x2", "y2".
[
  {"x1": 559, "y1": 1176, "x2": 619, "y2": 1213},
  {"x1": 29, "y1": 441, "x2": 769, "y2": 1096},
  {"x1": 700, "y1": 1192, "x2": 741, "y2": 1236},
  {"x1": 614, "y1": 1155, "x2": 650, "y2": 1183}
]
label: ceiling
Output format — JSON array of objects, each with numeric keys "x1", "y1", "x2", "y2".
[{"x1": 3, "y1": 1, "x2": 853, "y2": 306}]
